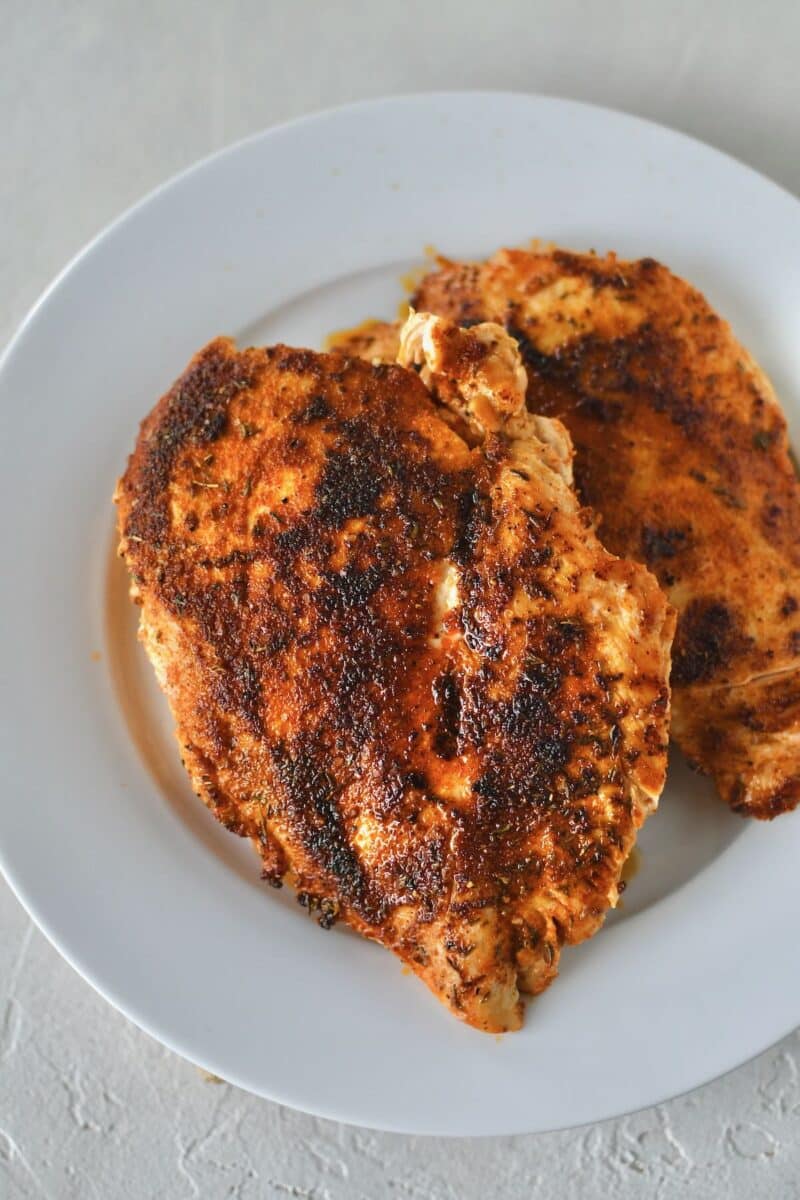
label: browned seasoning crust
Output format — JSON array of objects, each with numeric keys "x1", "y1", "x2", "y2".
[
  {"x1": 116, "y1": 330, "x2": 672, "y2": 1031},
  {"x1": 332, "y1": 248, "x2": 800, "y2": 818}
]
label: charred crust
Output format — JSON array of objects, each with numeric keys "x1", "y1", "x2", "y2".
[
  {"x1": 314, "y1": 437, "x2": 384, "y2": 526},
  {"x1": 432, "y1": 670, "x2": 461, "y2": 759},
  {"x1": 117, "y1": 329, "x2": 673, "y2": 1012},
  {"x1": 640, "y1": 525, "x2": 690, "y2": 564},
  {"x1": 124, "y1": 339, "x2": 258, "y2": 544},
  {"x1": 451, "y1": 486, "x2": 492, "y2": 565},
  {"x1": 672, "y1": 599, "x2": 752, "y2": 686},
  {"x1": 294, "y1": 393, "x2": 332, "y2": 423},
  {"x1": 730, "y1": 776, "x2": 800, "y2": 819},
  {"x1": 274, "y1": 741, "x2": 374, "y2": 913}
]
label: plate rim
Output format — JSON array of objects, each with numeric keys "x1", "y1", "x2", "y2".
[
  {"x1": 2, "y1": 89, "x2": 800, "y2": 1136},
  {"x1": 5, "y1": 86, "x2": 800, "y2": 382}
]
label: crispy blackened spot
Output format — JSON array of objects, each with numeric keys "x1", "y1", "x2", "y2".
[
  {"x1": 782, "y1": 595, "x2": 799, "y2": 617},
  {"x1": 640, "y1": 525, "x2": 691, "y2": 564},
  {"x1": 648, "y1": 387, "x2": 705, "y2": 438},
  {"x1": 271, "y1": 740, "x2": 376, "y2": 917},
  {"x1": 505, "y1": 324, "x2": 635, "y2": 417},
  {"x1": 274, "y1": 522, "x2": 312, "y2": 560},
  {"x1": 506, "y1": 318, "x2": 707, "y2": 439},
  {"x1": 294, "y1": 393, "x2": 332, "y2": 423},
  {"x1": 505, "y1": 324, "x2": 629, "y2": 424},
  {"x1": 126, "y1": 342, "x2": 256, "y2": 544},
  {"x1": 543, "y1": 617, "x2": 586, "y2": 656},
  {"x1": 249, "y1": 622, "x2": 292, "y2": 659},
  {"x1": 738, "y1": 705, "x2": 764, "y2": 733},
  {"x1": 200, "y1": 548, "x2": 259, "y2": 570},
  {"x1": 432, "y1": 670, "x2": 461, "y2": 759},
  {"x1": 472, "y1": 615, "x2": 606, "y2": 822},
  {"x1": 550, "y1": 249, "x2": 654, "y2": 290},
  {"x1": 460, "y1": 608, "x2": 503, "y2": 661},
  {"x1": 501, "y1": 653, "x2": 564, "y2": 755},
  {"x1": 517, "y1": 539, "x2": 554, "y2": 599},
  {"x1": 296, "y1": 891, "x2": 340, "y2": 929},
  {"x1": 530, "y1": 732, "x2": 571, "y2": 785},
  {"x1": 412, "y1": 269, "x2": 485, "y2": 326},
  {"x1": 504, "y1": 325, "x2": 556, "y2": 380},
  {"x1": 210, "y1": 651, "x2": 265, "y2": 738},
  {"x1": 731, "y1": 776, "x2": 800, "y2": 820},
  {"x1": 458, "y1": 658, "x2": 579, "y2": 837},
  {"x1": 451, "y1": 487, "x2": 492, "y2": 565},
  {"x1": 300, "y1": 584, "x2": 407, "y2": 751},
  {"x1": 230, "y1": 656, "x2": 263, "y2": 730},
  {"x1": 456, "y1": 566, "x2": 506, "y2": 661},
  {"x1": 310, "y1": 412, "x2": 459, "y2": 543},
  {"x1": 163, "y1": 573, "x2": 265, "y2": 734},
  {"x1": 314, "y1": 438, "x2": 384, "y2": 527},
  {"x1": 575, "y1": 394, "x2": 623, "y2": 424},
  {"x1": 388, "y1": 832, "x2": 448, "y2": 912},
  {"x1": 600, "y1": 329, "x2": 692, "y2": 432},
  {"x1": 319, "y1": 563, "x2": 386, "y2": 618},
  {"x1": 442, "y1": 323, "x2": 493, "y2": 374},
  {"x1": 672, "y1": 599, "x2": 752, "y2": 686},
  {"x1": 762, "y1": 501, "x2": 785, "y2": 534},
  {"x1": 470, "y1": 770, "x2": 512, "y2": 821},
  {"x1": 368, "y1": 770, "x2": 407, "y2": 821},
  {"x1": 275, "y1": 348, "x2": 319, "y2": 374}
]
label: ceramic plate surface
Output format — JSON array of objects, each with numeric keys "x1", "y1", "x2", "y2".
[{"x1": 2, "y1": 92, "x2": 800, "y2": 1136}]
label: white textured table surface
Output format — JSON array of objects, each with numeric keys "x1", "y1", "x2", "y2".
[{"x1": 3, "y1": 3, "x2": 800, "y2": 1196}]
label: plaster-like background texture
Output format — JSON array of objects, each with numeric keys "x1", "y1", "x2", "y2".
[{"x1": 3, "y1": 3, "x2": 800, "y2": 1196}]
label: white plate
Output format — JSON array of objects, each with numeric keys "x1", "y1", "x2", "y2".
[{"x1": 1, "y1": 92, "x2": 800, "y2": 1137}]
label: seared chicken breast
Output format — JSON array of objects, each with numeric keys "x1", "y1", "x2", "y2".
[
  {"x1": 116, "y1": 316, "x2": 672, "y2": 1031},
  {"x1": 333, "y1": 249, "x2": 800, "y2": 818}
]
